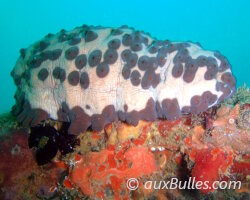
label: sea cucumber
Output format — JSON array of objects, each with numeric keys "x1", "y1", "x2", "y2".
[{"x1": 11, "y1": 25, "x2": 236, "y2": 134}]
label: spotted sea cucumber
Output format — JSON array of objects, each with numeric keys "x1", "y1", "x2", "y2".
[{"x1": 11, "y1": 25, "x2": 236, "y2": 134}]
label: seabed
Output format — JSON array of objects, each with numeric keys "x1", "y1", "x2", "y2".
[{"x1": 0, "y1": 85, "x2": 249, "y2": 200}]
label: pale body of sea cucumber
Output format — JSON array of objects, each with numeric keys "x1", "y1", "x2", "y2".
[{"x1": 11, "y1": 25, "x2": 236, "y2": 134}]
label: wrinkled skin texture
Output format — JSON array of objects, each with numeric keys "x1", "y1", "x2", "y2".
[{"x1": 11, "y1": 25, "x2": 236, "y2": 134}]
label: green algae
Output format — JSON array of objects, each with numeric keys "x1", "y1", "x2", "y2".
[{"x1": 222, "y1": 84, "x2": 250, "y2": 106}]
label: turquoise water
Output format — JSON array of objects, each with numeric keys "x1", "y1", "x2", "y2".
[{"x1": 0, "y1": 0, "x2": 249, "y2": 113}]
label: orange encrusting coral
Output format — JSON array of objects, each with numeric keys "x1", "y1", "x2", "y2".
[
  {"x1": 1, "y1": 100, "x2": 249, "y2": 199},
  {"x1": 230, "y1": 155, "x2": 250, "y2": 178},
  {"x1": 191, "y1": 148, "x2": 234, "y2": 193},
  {"x1": 68, "y1": 104, "x2": 249, "y2": 198},
  {"x1": 70, "y1": 146, "x2": 158, "y2": 199}
]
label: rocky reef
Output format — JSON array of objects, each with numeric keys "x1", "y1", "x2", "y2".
[{"x1": 0, "y1": 86, "x2": 249, "y2": 200}]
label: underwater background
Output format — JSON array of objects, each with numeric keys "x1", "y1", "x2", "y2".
[{"x1": 0, "y1": 0, "x2": 249, "y2": 113}]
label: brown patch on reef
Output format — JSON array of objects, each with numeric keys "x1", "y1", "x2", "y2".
[
  {"x1": 238, "y1": 103, "x2": 250, "y2": 131},
  {"x1": 206, "y1": 104, "x2": 250, "y2": 153},
  {"x1": 0, "y1": 130, "x2": 66, "y2": 200}
]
